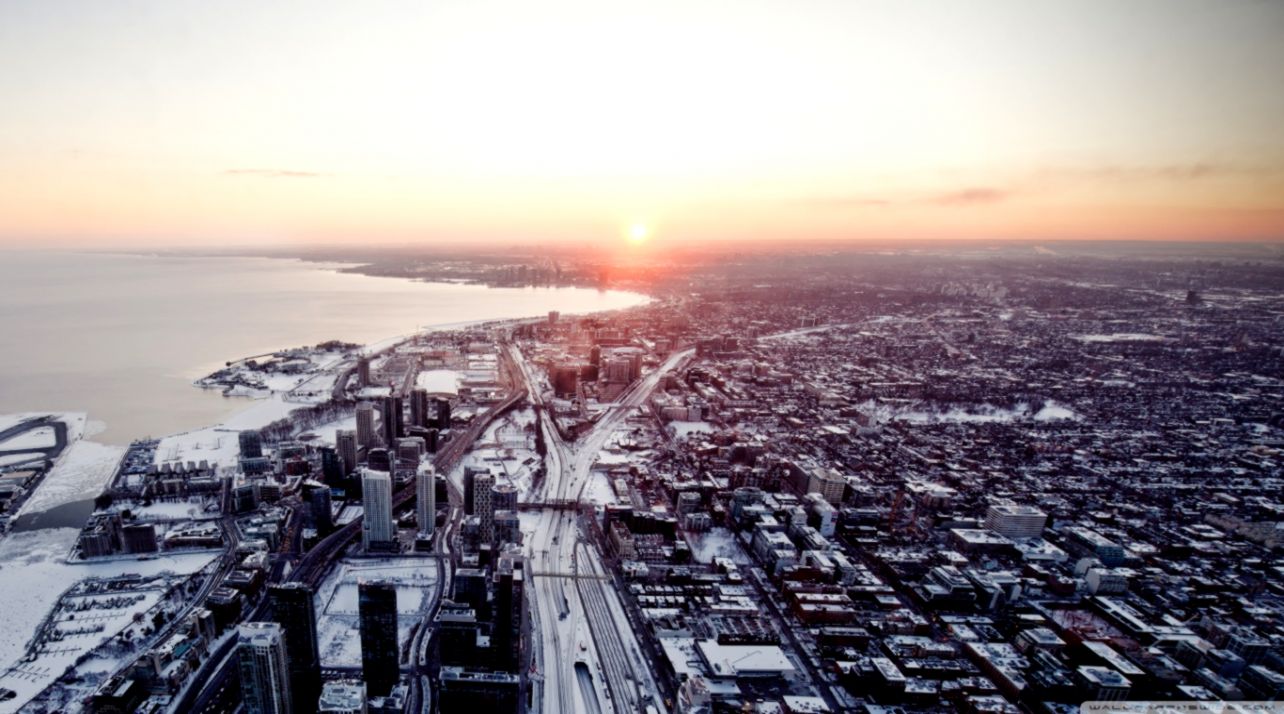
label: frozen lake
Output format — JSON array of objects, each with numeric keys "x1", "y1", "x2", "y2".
[{"x1": 0, "y1": 251, "x2": 646, "y2": 444}]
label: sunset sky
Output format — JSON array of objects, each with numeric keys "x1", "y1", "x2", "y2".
[{"x1": 1, "y1": 0, "x2": 1282, "y2": 248}]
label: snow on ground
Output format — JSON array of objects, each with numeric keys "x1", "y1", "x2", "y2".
[
  {"x1": 1033, "y1": 404, "x2": 1077, "y2": 421},
  {"x1": 0, "y1": 426, "x2": 56, "y2": 451},
  {"x1": 302, "y1": 415, "x2": 357, "y2": 447},
  {"x1": 686, "y1": 528, "x2": 753, "y2": 566},
  {"x1": 0, "y1": 413, "x2": 89, "y2": 441},
  {"x1": 0, "y1": 413, "x2": 90, "y2": 444},
  {"x1": 416, "y1": 369, "x2": 461, "y2": 397},
  {"x1": 0, "y1": 528, "x2": 216, "y2": 711},
  {"x1": 757, "y1": 323, "x2": 851, "y2": 343},
  {"x1": 581, "y1": 470, "x2": 617, "y2": 506},
  {"x1": 112, "y1": 497, "x2": 217, "y2": 522},
  {"x1": 857, "y1": 400, "x2": 1079, "y2": 425},
  {"x1": 154, "y1": 394, "x2": 299, "y2": 469},
  {"x1": 0, "y1": 453, "x2": 44, "y2": 468},
  {"x1": 315, "y1": 557, "x2": 440, "y2": 668},
  {"x1": 1072, "y1": 333, "x2": 1168, "y2": 343},
  {"x1": 336, "y1": 505, "x2": 362, "y2": 526},
  {"x1": 449, "y1": 410, "x2": 540, "y2": 500},
  {"x1": 595, "y1": 449, "x2": 630, "y2": 466},
  {"x1": 262, "y1": 374, "x2": 308, "y2": 391},
  {"x1": 668, "y1": 421, "x2": 714, "y2": 442},
  {"x1": 15, "y1": 440, "x2": 124, "y2": 518}
]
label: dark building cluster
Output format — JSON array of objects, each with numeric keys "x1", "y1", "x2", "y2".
[
  {"x1": 45, "y1": 250, "x2": 1284, "y2": 714},
  {"x1": 510, "y1": 254, "x2": 1284, "y2": 712}
]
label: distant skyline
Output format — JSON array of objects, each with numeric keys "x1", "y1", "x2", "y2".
[{"x1": 1, "y1": 0, "x2": 1282, "y2": 248}]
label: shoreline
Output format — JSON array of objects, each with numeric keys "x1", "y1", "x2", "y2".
[
  {"x1": 3, "y1": 296, "x2": 651, "y2": 462},
  {"x1": 0, "y1": 251, "x2": 651, "y2": 445}
]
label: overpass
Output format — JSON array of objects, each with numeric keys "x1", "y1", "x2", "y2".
[{"x1": 517, "y1": 499, "x2": 582, "y2": 512}]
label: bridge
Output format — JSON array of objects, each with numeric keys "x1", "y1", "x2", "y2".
[{"x1": 517, "y1": 499, "x2": 582, "y2": 512}]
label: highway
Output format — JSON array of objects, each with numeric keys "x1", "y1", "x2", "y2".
[{"x1": 518, "y1": 343, "x2": 692, "y2": 714}]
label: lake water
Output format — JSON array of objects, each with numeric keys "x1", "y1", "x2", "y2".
[{"x1": 0, "y1": 251, "x2": 646, "y2": 444}]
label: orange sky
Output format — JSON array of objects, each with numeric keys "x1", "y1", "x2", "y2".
[{"x1": 1, "y1": 0, "x2": 1282, "y2": 249}]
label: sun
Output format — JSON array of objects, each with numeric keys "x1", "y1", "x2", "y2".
[{"x1": 627, "y1": 223, "x2": 649, "y2": 245}]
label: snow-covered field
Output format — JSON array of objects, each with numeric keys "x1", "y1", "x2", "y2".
[
  {"x1": 301, "y1": 415, "x2": 357, "y2": 447},
  {"x1": 668, "y1": 421, "x2": 714, "y2": 442},
  {"x1": 416, "y1": 369, "x2": 462, "y2": 397},
  {"x1": 581, "y1": 470, "x2": 617, "y2": 505},
  {"x1": 0, "y1": 528, "x2": 216, "y2": 712},
  {"x1": 315, "y1": 557, "x2": 440, "y2": 668},
  {"x1": 686, "y1": 528, "x2": 752, "y2": 566},
  {"x1": 1072, "y1": 333, "x2": 1168, "y2": 343},
  {"x1": 0, "y1": 413, "x2": 92, "y2": 444},
  {"x1": 0, "y1": 425, "x2": 56, "y2": 451},
  {"x1": 449, "y1": 410, "x2": 540, "y2": 501},
  {"x1": 153, "y1": 394, "x2": 299, "y2": 469},
  {"x1": 857, "y1": 400, "x2": 1079, "y2": 425},
  {"x1": 113, "y1": 497, "x2": 218, "y2": 522},
  {"x1": 15, "y1": 440, "x2": 124, "y2": 519}
]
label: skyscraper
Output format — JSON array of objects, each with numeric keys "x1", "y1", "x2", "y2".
[
  {"x1": 435, "y1": 398, "x2": 451, "y2": 429},
  {"x1": 474, "y1": 472, "x2": 495, "y2": 544},
  {"x1": 356, "y1": 356, "x2": 370, "y2": 387},
  {"x1": 493, "y1": 510, "x2": 521, "y2": 548},
  {"x1": 335, "y1": 429, "x2": 357, "y2": 475},
  {"x1": 417, "y1": 466, "x2": 437, "y2": 538},
  {"x1": 381, "y1": 395, "x2": 403, "y2": 447},
  {"x1": 355, "y1": 403, "x2": 376, "y2": 450},
  {"x1": 303, "y1": 482, "x2": 334, "y2": 535},
  {"x1": 463, "y1": 467, "x2": 479, "y2": 515},
  {"x1": 361, "y1": 469, "x2": 395, "y2": 553},
  {"x1": 358, "y1": 579, "x2": 399, "y2": 697},
  {"x1": 491, "y1": 483, "x2": 517, "y2": 513},
  {"x1": 319, "y1": 446, "x2": 342, "y2": 484},
  {"x1": 492, "y1": 548, "x2": 525, "y2": 672},
  {"x1": 237, "y1": 622, "x2": 293, "y2": 714},
  {"x1": 239, "y1": 430, "x2": 264, "y2": 459},
  {"x1": 409, "y1": 388, "x2": 430, "y2": 430},
  {"x1": 267, "y1": 583, "x2": 321, "y2": 713},
  {"x1": 395, "y1": 437, "x2": 425, "y2": 465}
]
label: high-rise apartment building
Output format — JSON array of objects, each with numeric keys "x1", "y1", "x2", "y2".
[
  {"x1": 409, "y1": 388, "x2": 430, "y2": 430},
  {"x1": 336, "y1": 429, "x2": 358, "y2": 475},
  {"x1": 355, "y1": 403, "x2": 376, "y2": 450},
  {"x1": 237, "y1": 622, "x2": 293, "y2": 714},
  {"x1": 356, "y1": 357, "x2": 370, "y2": 387},
  {"x1": 267, "y1": 583, "x2": 321, "y2": 712},
  {"x1": 417, "y1": 466, "x2": 436, "y2": 538},
  {"x1": 474, "y1": 472, "x2": 495, "y2": 544},
  {"x1": 358, "y1": 580, "x2": 399, "y2": 697},
  {"x1": 239, "y1": 430, "x2": 264, "y2": 459},
  {"x1": 381, "y1": 395, "x2": 403, "y2": 447},
  {"x1": 806, "y1": 467, "x2": 847, "y2": 505},
  {"x1": 361, "y1": 469, "x2": 395, "y2": 552}
]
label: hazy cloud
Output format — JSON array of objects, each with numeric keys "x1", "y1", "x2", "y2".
[
  {"x1": 1036, "y1": 162, "x2": 1281, "y2": 183},
  {"x1": 930, "y1": 187, "x2": 1011, "y2": 206},
  {"x1": 224, "y1": 169, "x2": 328, "y2": 178},
  {"x1": 799, "y1": 188, "x2": 1011, "y2": 209},
  {"x1": 801, "y1": 195, "x2": 893, "y2": 208}
]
